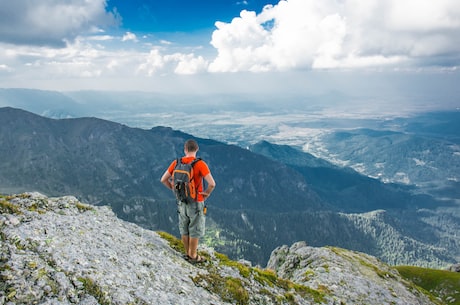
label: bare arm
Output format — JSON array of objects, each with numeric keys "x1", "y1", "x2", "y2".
[
  {"x1": 160, "y1": 170, "x2": 173, "y2": 190},
  {"x1": 200, "y1": 173, "x2": 216, "y2": 200}
]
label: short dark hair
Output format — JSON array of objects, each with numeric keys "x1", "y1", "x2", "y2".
[{"x1": 184, "y1": 139, "x2": 199, "y2": 152}]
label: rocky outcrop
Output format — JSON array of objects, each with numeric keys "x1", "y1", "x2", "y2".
[
  {"x1": 1, "y1": 193, "x2": 228, "y2": 305},
  {"x1": 267, "y1": 242, "x2": 436, "y2": 305},
  {"x1": 1, "y1": 193, "x2": 438, "y2": 304},
  {"x1": 448, "y1": 263, "x2": 460, "y2": 272}
]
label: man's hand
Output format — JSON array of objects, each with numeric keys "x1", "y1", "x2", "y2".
[
  {"x1": 160, "y1": 171, "x2": 174, "y2": 190},
  {"x1": 201, "y1": 173, "x2": 216, "y2": 200},
  {"x1": 200, "y1": 191, "x2": 210, "y2": 199}
]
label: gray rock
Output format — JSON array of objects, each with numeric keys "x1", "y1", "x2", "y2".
[
  {"x1": 267, "y1": 241, "x2": 436, "y2": 305},
  {"x1": 448, "y1": 263, "x2": 460, "y2": 272},
  {"x1": 1, "y1": 192, "x2": 438, "y2": 305}
]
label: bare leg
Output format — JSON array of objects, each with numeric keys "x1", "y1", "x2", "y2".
[
  {"x1": 188, "y1": 237, "x2": 199, "y2": 259},
  {"x1": 182, "y1": 235, "x2": 190, "y2": 255}
]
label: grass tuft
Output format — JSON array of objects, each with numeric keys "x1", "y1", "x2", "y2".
[
  {"x1": 157, "y1": 230, "x2": 327, "y2": 304},
  {"x1": 156, "y1": 231, "x2": 185, "y2": 254},
  {"x1": 78, "y1": 277, "x2": 111, "y2": 305},
  {"x1": 0, "y1": 198, "x2": 22, "y2": 214},
  {"x1": 75, "y1": 202, "x2": 95, "y2": 212},
  {"x1": 396, "y1": 265, "x2": 460, "y2": 305}
]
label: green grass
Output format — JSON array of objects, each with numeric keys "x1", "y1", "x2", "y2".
[
  {"x1": 156, "y1": 231, "x2": 186, "y2": 254},
  {"x1": 75, "y1": 202, "x2": 95, "y2": 212},
  {"x1": 191, "y1": 272, "x2": 250, "y2": 305},
  {"x1": 157, "y1": 231, "x2": 326, "y2": 304},
  {"x1": 215, "y1": 252, "x2": 251, "y2": 278},
  {"x1": 396, "y1": 265, "x2": 460, "y2": 305},
  {"x1": 77, "y1": 277, "x2": 111, "y2": 305},
  {"x1": 0, "y1": 198, "x2": 22, "y2": 214}
]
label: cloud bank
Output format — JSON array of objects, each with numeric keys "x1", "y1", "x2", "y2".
[{"x1": 209, "y1": 0, "x2": 460, "y2": 71}]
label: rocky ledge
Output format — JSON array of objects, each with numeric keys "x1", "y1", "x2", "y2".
[{"x1": 1, "y1": 193, "x2": 440, "y2": 304}]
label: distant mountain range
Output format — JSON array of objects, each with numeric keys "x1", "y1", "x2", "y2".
[
  {"x1": 0, "y1": 106, "x2": 459, "y2": 268},
  {"x1": 309, "y1": 122, "x2": 460, "y2": 200},
  {"x1": 2, "y1": 88, "x2": 458, "y2": 202}
]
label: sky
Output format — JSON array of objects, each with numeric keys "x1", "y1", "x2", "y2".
[{"x1": 0, "y1": 0, "x2": 460, "y2": 109}]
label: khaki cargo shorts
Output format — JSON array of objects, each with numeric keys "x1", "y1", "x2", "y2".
[{"x1": 178, "y1": 201, "x2": 206, "y2": 238}]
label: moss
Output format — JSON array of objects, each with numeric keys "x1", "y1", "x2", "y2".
[
  {"x1": 27, "y1": 261, "x2": 38, "y2": 269},
  {"x1": 225, "y1": 277, "x2": 250, "y2": 304},
  {"x1": 253, "y1": 268, "x2": 278, "y2": 287},
  {"x1": 216, "y1": 252, "x2": 251, "y2": 278},
  {"x1": 284, "y1": 292, "x2": 296, "y2": 303},
  {"x1": 11, "y1": 236, "x2": 25, "y2": 250},
  {"x1": 276, "y1": 277, "x2": 325, "y2": 304},
  {"x1": 275, "y1": 294, "x2": 286, "y2": 303},
  {"x1": 159, "y1": 230, "x2": 326, "y2": 304},
  {"x1": 76, "y1": 202, "x2": 95, "y2": 212},
  {"x1": 192, "y1": 273, "x2": 249, "y2": 305},
  {"x1": 356, "y1": 257, "x2": 396, "y2": 280},
  {"x1": 294, "y1": 284, "x2": 326, "y2": 304},
  {"x1": 274, "y1": 277, "x2": 291, "y2": 290},
  {"x1": 329, "y1": 246, "x2": 396, "y2": 280},
  {"x1": 156, "y1": 230, "x2": 212, "y2": 263},
  {"x1": 251, "y1": 265, "x2": 326, "y2": 303},
  {"x1": 7, "y1": 289, "x2": 16, "y2": 301},
  {"x1": 18, "y1": 193, "x2": 32, "y2": 199},
  {"x1": 258, "y1": 287, "x2": 272, "y2": 296},
  {"x1": 26, "y1": 203, "x2": 39, "y2": 213},
  {"x1": 317, "y1": 284, "x2": 332, "y2": 294},
  {"x1": 303, "y1": 269, "x2": 315, "y2": 281},
  {"x1": 328, "y1": 246, "x2": 344, "y2": 255},
  {"x1": 0, "y1": 198, "x2": 22, "y2": 214},
  {"x1": 78, "y1": 277, "x2": 111, "y2": 305},
  {"x1": 156, "y1": 231, "x2": 185, "y2": 254}
]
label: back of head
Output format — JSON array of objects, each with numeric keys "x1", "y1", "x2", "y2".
[{"x1": 184, "y1": 139, "x2": 199, "y2": 152}]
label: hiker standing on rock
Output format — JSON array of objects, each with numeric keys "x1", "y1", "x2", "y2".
[{"x1": 160, "y1": 139, "x2": 216, "y2": 264}]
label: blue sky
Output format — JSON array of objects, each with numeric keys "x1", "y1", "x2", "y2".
[
  {"x1": 105, "y1": 0, "x2": 278, "y2": 32},
  {"x1": 0, "y1": 0, "x2": 459, "y2": 110}
]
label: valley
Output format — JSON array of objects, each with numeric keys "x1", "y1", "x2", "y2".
[{"x1": 0, "y1": 89, "x2": 459, "y2": 268}]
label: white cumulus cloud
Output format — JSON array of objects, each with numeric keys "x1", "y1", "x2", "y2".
[
  {"x1": 122, "y1": 32, "x2": 138, "y2": 42},
  {"x1": 209, "y1": 0, "x2": 460, "y2": 72},
  {"x1": 137, "y1": 48, "x2": 208, "y2": 76},
  {"x1": 0, "y1": 0, "x2": 459, "y2": 91},
  {"x1": 171, "y1": 53, "x2": 208, "y2": 75}
]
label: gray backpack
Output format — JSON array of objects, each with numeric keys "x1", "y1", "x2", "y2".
[{"x1": 172, "y1": 158, "x2": 201, "y2": 203}]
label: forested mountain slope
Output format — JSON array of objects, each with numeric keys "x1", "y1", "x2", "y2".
[{"x1": 0, "y1": 107, "x2": 458, "y2": 267}]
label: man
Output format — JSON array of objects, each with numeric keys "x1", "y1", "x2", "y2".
[{"x1": 160, "y1": 139, "x2": 216, "y2": 263}]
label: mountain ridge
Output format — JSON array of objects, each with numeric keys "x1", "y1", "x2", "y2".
[
  {"x1": 0, "y1": 106, "x2": 458, "y2": 268},
  {"x1": 0, "y1": 107, "x2": 323, "y2": 212}
]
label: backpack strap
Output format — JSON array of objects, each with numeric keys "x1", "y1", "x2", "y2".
[
  {"x1": 190, "y1": 157, "x2": 202, "y2": 167},
  {"x1": 189, "y1": 158, "x2": 202, "y2": 181},
  {"x1": 175, "y1": 157, "x2": 201, "y2": 167}
]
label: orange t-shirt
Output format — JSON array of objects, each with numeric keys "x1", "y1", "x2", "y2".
[{"x1": 167, "y1": 157, "x2": 210, "y2": 202}]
